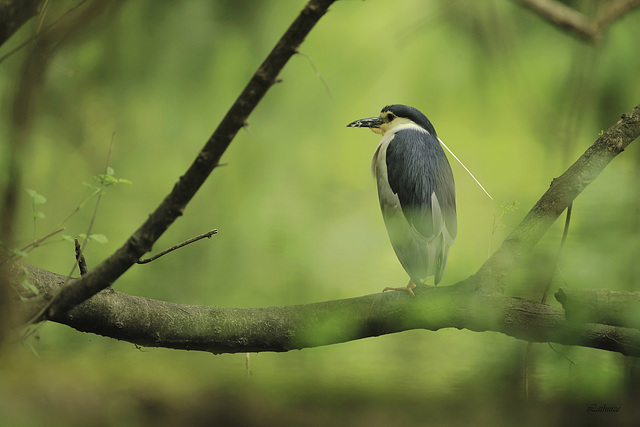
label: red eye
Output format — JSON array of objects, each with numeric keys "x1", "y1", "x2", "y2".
[{"x1": 387, "y1": 113, "x2": 395, "y2": 121}]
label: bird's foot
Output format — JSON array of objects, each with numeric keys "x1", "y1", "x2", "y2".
[{"x1": 382, "y1": 282, "x2": 416, "y2": 296}]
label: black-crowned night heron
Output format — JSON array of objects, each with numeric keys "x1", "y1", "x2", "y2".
[{"x1": 347, "y1": 104, "x2": 457, "y2": 295}]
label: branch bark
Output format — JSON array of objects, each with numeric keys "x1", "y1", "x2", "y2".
[
  {"x1": 17, "y1": 0, "x2": 336, "y2": 325},
  {"x1": 15, "y1": 264, "x2": 640, "y2": 357},
  {"x1": 10, "y1": 102, "x2": 640, "y2": 357},
  {"x1": 556, "y1": 288, "x2": 640, "y2": 329},
  {"x1": 6, "y1": 2, "x2": 640, "y2": 359}
]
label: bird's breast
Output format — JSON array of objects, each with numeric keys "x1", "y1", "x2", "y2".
[{"x1": 371, "y1": 132, "x2": 400, "y2": 209}]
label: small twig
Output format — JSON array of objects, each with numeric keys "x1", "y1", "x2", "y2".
[
  {"x1": 525, "y1": 341, "x2": 532, "y2": 401},
  {"x1": 541, "y1": 202, "x2": 572, "y2": 304},
  {"x1": 547, "y1": 342, "x2": 577, "y2": 366},
  {"x1": 36, "y1": 0, "x2": 51, "y2": 35},
  {"x1": 20, "y1": 0, "x2": 355, "y2": 323},
  {"x1": 525, "y1": 201, "x2": 573, "y2": 400},
  {"x1": 64, "y1": 133, "x2": 115, "y2": 281},
  {"x1": 22, "y1": 133, "x2": 117, "y2": 325},
  {"x1": 19, "y1": 227, "x2": 66, "y2": 253},
  {"x1": 82, "y1": 132, "x2": 115, "y2": 241},
  {"x1": 0, "y1": 0, "x2": 90, "y2": 65},
  {"x1": 74, "y1": 238, "x2": 88, "y2": 275},
  {"x1": 137, "y1": 229, "x2": 218, "y2": 264},
  {"x1": 296, "y1": 50, "x2": 332, "y2": 99},
  {"x1": 246, "y1": 353, "x2": 252, "y2": 378}
]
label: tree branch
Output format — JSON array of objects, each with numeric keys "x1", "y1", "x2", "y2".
[
  {"x1": 18, "y1": 0, "x2": 336, "y2": 325},
  {"x1": 596, "y1": 0, "x2": 640, "y2": 32},
  {"x1": 475, "y1": 104, "x2": 640, "y2": 293},
  {"x1": 15, "y1": 264, "x2": 640, "y2": 357},
  {"x1": 515, "y1": 0, "x2": 595, "y2": 42},
  {"x1": 556, "y1": 288, "x2": 640, "y2": 329},
  {"x1": 514, "y1": 0, "x2": 640, "y2": 43},
  {"x1": 7, "y1": 2, "x2": 640, "y2": 359},
  {"x1": 0, "y1": 0, "x2": 42, "y2": 47},
  {"x1": 11, "y1": 101, "x2": 640, "y2": 356}
]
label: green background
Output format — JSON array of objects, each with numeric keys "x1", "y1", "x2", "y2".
[{"x1": 2, "y1": 0, "x2": 639, "y2": 425}]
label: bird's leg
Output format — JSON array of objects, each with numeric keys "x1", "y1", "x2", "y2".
[{"x1": 382, "y1": 280, "x2": 416, "y2": 296}]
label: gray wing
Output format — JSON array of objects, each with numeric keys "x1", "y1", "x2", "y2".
[{"x1": 384, "y1": 129, "x2": 457, "y2": 284}]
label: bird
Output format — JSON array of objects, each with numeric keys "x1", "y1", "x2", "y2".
[{"x1": 347, "y1": 104, "x2": 457, "y2": 295}]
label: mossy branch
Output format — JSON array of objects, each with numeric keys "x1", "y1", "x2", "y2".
[{"x1": 14, "y1": 265, "x2": 640, "y2": 357}]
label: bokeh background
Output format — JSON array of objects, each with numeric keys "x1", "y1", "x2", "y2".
[{"x1": 2, "y1": 0, "x2": 640, "y2": 425}]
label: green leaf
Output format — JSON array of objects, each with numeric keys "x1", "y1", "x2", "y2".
[
  {"x1": 12, "y1": 249, "x2": 29, "y2": 259},
  {"x1": 501, "y1": 200, "x2": 520, "y2": 214},
  {"x1": 26, "y1": 188, "x2": 47, "y2": 204},
  {"x1": 93, "y1": 171, "x2": 132, "y2": 187},
  {"x1": 89, "y1": 233, "x2": 108, "y2": 244},
  {"x1": 20, "y1": 277, "x2": 40, "y2": 295},
  {"x1": 83, "y1": 181, "x2": 99, "y2": 190}
]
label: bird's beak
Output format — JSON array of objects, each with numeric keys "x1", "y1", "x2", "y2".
[{"x1": 346, "y1": 116, "x2": 384, "y2": 129}]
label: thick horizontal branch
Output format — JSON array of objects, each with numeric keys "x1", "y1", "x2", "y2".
[
  {"x1": 556, "y1": 287, "x2": 640, "y2": 329},
  {"x1": 17, "y1": 265, "x2": 640, "y2": 357},
  {"x1": 11, "y1": 104, "x2": 640, "y2": 357}
]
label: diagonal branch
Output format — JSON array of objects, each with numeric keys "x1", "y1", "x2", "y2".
[
  {"x1": 595, "y1": 0, "x2": 640, "y2": 32},
  {"x1": 18, "y1": 0, "x2": 336, "y2": 326},
  {"x1": 475, "y1": 104, "x2": 640, "y2": 293},
  {"x1": 0, "y1": 0, "x2": 42, "y2": 47},
  {"x1": 514, "y1": 0, "x2": 595, "y2": 41}
]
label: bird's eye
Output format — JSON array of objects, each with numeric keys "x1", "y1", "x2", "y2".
[{"x1": 386, "y1": 113, "x2": 395, "y2": 121}]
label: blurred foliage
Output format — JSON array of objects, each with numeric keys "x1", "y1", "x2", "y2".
[{"x1": 1, "y1": 0, "x2": 640, "y2": 425}]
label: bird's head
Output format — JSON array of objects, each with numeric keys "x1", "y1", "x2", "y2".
[{"x1": 347, "y1": 104, "x2": 436, "y2": 136}]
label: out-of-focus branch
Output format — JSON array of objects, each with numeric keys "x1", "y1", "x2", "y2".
[
  {"x1": 515, "y1": 0, "x2": 594, "y2": 41},
  {"x1": 0, "y1": 0, "x2": 92, "y2": 65},
  {"x1": 0, "y1": 0, "x2": 42, "y2": 47},
  {"x1": 597, "y1": 0, "x2": 640, "y2": 30},
  {"x1": 17, "y1": 0, "x2": 336, "y2": 326},
  {"x1": 1, "y1": 0, "x2": 114, "y2": 248},
  {"x1": 514, "y1": 0, "x2": 640, "y2": 43}
]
